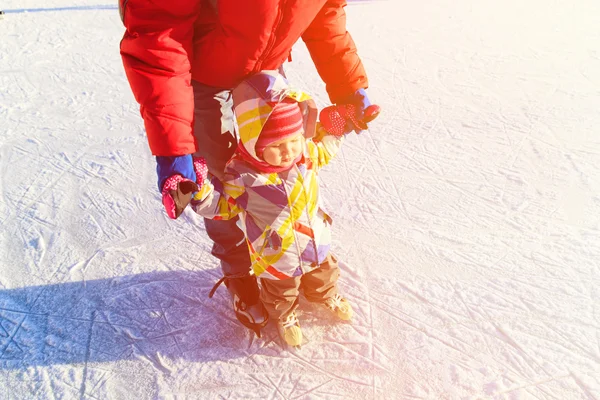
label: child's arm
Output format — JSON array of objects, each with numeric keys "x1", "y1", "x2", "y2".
[
  {"x1": 307, "y1": 124, "x2": 346, "y2": 168},
  {"x1": 190, "y1": 172, "x2": 245, "y2": 220},
  {"x1": 309, "y1": 103, "x2": 381, "y2": 168}
]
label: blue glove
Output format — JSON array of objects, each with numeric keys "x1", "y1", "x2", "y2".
[
  {"x1": 156, "y1": 155, "x2": 197, "y2": 192},
  {"x1": 157, "y1": 155, "x2": 209, "y2": 219},
  {"x1": 336, "y1": 88, "x2": 380, "y2": 134},
  {"x1": 338, "y1": 88, "x2": 371, "y2": 121}
]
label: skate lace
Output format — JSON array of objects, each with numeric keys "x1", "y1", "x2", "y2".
[
  {"x1": 282, "y1": 312, "x2": 299, "y2": 329},
  {"x1": 325, "y1": 293, "x2": 345, "y2": 310},
  {"x1": 208, "y1": 276, "x2": 227, "y2": 298}
]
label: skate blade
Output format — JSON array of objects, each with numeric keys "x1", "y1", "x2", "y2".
[
  {"x1": 252, "y1": 327, "x2": 262, "y2": 338},
  {"x1": 236, "y1": 309, "x2": 268, "y2": 338}
]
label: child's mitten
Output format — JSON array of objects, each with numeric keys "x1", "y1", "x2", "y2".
[
  {"x1": 160, "y1": 156, "x2": 208, "y2": 219},
  {"x1": 337, "y1": 88, "x2": 382, "y2": 133},
  {"x1": 319, "y1": 103, "x2": 381, "y2": 136}
]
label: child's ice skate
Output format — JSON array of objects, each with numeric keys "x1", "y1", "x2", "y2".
[
  {"x1": 324, "y1": 293, "x2": 353, "y2": 320},
  {"x1": 278, "y1": 311, "x2": 303, "y2": 347}
]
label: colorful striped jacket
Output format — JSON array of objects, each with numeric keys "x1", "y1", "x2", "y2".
[{"x1": 191, "y1": 71, "x2": 344, "y2": 280}]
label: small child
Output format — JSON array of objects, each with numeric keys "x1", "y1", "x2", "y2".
[{"x1": 191, "y1": 71, "x2": 378, "y2": 346}]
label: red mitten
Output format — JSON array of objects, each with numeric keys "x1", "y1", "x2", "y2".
[
  {"x1": 161, "y1": 157, "x2": 208, "y2": 219},
  {"x1": 193, "y1": 157, "x2": 209, "y2": 183},
  {"x1": 319, "y1": 104, "x2": 381, "y2": 136}
]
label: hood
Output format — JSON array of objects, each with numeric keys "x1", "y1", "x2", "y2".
[{"x1": 232, "y1": 70, "x2": 318, "y2": 163}]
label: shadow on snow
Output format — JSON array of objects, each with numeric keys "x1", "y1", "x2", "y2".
[{"x1": 0, "y1": 269, "x2": 253, "y2": 370}]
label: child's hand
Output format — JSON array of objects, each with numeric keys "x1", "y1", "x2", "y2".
[
  {"x1": 161, "y1": 157, "x2": 208, "y2": 219},
  {"x1": 319, "y1": 103, "x2": 381, "y2": 136},
  {"x1": 336, "y1": 88, "x2": 381, "y2": 133}
]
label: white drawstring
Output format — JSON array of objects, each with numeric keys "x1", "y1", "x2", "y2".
[
  {"x1": 282, "y1": 312, "x2": 299, "y2": 329},
  {"x1": 325, "y1": 293, "x2": 344, "y2": 310}
]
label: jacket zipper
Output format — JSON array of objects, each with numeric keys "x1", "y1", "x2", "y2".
[
  {"x1": 254, "y1": 0, "x2": 287, "y2": 72},
  {"x1": 297, "y1": 168, "x2": 319, "y2": 268},
  {"x1": 279, "y1": 167, "x2": 307, "y2": 273}
]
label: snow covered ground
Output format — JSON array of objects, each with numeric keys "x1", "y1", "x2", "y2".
[{"x1": 1, "y1": 0, "x2": 600, "y2": 398}]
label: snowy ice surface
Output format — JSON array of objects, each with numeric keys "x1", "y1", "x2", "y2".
[{"x1": 1, "y1": 0, "x2": 600, "y2": 399}]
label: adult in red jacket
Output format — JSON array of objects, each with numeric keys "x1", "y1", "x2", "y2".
[{"x1": 119, "y1": 0, "x2": 374, "y2": 335}]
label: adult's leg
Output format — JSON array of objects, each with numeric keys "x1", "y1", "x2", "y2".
[
  {"x1": 192, "y1": 80, "x2": 266, "y2": 331},
  {"x1": 192, "y1": 82, "x2": 237, "y2": 180},
  {"x1": 192, "y1": 80, "x2": 250, "y2": 275}
]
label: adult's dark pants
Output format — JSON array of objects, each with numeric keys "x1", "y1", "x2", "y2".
[{"x1": 191, "y1": 80, "x2": 251, "y2": 279}]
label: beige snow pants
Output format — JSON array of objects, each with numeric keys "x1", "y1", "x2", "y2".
[{"x1": 259, "y1": 254, "x2": 340, "y2": 321}]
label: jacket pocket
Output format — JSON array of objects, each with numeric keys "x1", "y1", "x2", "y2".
[
  {"x1": 259, "y1": 229, "x2": 283, "y2": 256},
  {"x1": 257, "y1": 229, "x2": 287, "y2": 268}
]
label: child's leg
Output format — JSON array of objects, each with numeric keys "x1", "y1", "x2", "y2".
[
  {"x1": 302, "y1": 254, "x2": 354, "y2": 320},
  {"x1": 260, "y1": 277, "x2": 304, "y2": 346},
  {"x1": 259, "y1": 277, "x2": 302, "y2": 321},
  {"x1": 300, "y1": 254, "x2": 340, "y2": 303}
]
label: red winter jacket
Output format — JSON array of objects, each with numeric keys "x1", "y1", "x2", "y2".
[{"x1": 120, "y1": 0, "x2": 368, "y2": 156}]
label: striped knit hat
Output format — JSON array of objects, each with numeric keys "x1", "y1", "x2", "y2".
[{"x1": 255, "y1": 99, "x2": 303, "y2": 156}]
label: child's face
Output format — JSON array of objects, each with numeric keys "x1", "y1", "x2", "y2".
[{"x1": 261, "y1": 131, "x2": 305, "y2": 168}]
